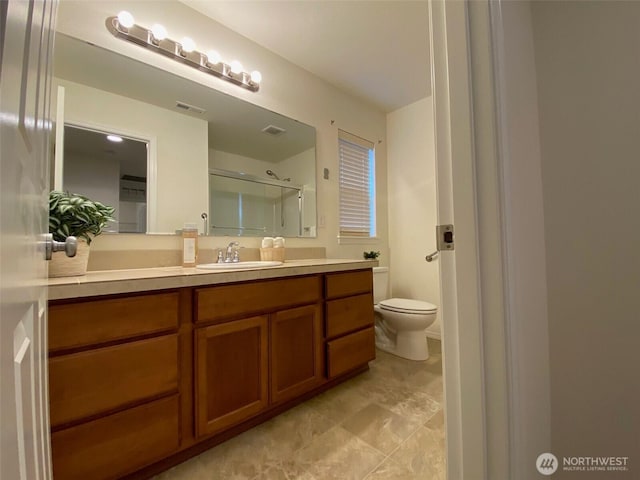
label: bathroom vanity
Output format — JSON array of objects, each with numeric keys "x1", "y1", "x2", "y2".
[{"x1": 47, "y1": 260, "x2": 375, "y2": 479}]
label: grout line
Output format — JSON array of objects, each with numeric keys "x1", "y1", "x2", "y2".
[{"x1": 360, "y1": 445, "x2": 394, "y2": 480}]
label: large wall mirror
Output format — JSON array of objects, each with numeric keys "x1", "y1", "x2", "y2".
[{"x1": 53, "y1": 33, "x2": 317, "y2": 237}]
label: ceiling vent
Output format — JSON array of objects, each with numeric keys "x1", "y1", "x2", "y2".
[
  {"x1": 261, "y1": 124, "x2": 286, "y2": 136},
  {"x1": 175, "y1": 101, "x2": 206, "y2": 114},
  {"x1": 121, "y1": 174, "x2": 147, "y2": 182}
]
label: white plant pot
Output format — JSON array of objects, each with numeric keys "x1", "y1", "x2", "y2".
[{"x1": 48, "y1": 238, "x2": 90, "y2": 277}]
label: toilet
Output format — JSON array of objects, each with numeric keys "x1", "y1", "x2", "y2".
[{"x1": 373, "y1": 267, "x2": 438, "y2": 361}]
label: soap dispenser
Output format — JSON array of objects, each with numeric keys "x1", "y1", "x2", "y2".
[{"x1": 182, "y1": 223, "x2": 198, "y2": 267}]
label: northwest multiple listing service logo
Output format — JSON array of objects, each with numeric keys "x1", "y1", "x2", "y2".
[
  {"x1": 536, "y1": 453, "x2": 630, "y2": 476},
  {"x1": 537, "y1": 453, "x2": 559, "y2": 475}
]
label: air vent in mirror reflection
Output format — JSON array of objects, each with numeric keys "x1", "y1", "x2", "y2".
[
  {"x1": 261, "y1": 125, "x2": 286, "y2": 136},
  {"x1": 175, "y1": 101, "x2": 206, "y2": 114}
]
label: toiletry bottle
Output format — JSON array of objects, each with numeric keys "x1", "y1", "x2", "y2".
[{"x1": 182, "y1": 223, "x2": 198, "y2": 267}]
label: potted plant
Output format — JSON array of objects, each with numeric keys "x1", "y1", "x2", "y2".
[
  {"x1": 48, "y1": 190, "x2": 115, "y2": 277},
  {"x1": 363, "y1": 250, "x2": 381, "y2": 260}
]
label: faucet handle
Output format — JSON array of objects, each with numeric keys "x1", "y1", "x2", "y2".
[
  {"x1": 216, "y1": 250, "x2": 224, "y2": 263},
  {"x1": 232, "y1": 249, "x2": 240, "y2": 263}
]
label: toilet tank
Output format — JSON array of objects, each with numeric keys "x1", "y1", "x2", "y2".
[{"x1": 372, "y1": 267, "x2": 389, "y2": 304}]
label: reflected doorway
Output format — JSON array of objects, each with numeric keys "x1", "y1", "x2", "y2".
[{"x1": 62, "y1": 125, "x2": 148, "y2": 233}]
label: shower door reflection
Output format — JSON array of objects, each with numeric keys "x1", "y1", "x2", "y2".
[{"x1": 209, "y1": 170, "x2": 302, "y2": 237}]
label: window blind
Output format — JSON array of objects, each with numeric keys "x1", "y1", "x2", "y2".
[{"x1": 338, "y1": 130, "x2": 375, "y2": 237}]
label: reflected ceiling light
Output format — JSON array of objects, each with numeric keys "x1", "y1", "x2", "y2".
[
  {"x1": 106, "y1": 134, "x2": 123, "y2": 143},
  {"x1": 106, "y1": 15, "x2": 261, "y2": 92}
]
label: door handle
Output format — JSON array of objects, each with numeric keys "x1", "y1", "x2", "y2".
[
  {"x1": 44, "y1": 234, "x2": 77, "y2": 260},
  {"x1": 425, "y1": 251, "x2": 439, "y2": 262}
]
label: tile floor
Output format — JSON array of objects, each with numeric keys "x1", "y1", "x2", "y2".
[{"x1": 154, "y1": 339, "x2": 445, "y2": 480}]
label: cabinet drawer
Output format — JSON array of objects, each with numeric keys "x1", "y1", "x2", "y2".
[
  {"x1": 325, "y1": 293, "x2": 374, "y2": 338},
  {"x1": 49, "y1": 335, "x2": 179, "y2": 428},
  {"x1": 325, "y1": 270, "x2": 372, "y2": 299},
  {"x1": 49, "y1": 292, "x2": 180, "y2": 352},
  {"x1": 327, "y1": 327, "x2": 376, "y2": 378},
  {"x1": 51, "y1": 395, "x2": 180, "y2": 480},
  {"x1": 195, "y1": 275, "x2": 321, "y2": 324}
]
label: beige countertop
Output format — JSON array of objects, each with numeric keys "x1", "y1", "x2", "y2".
[{"x1": 48, "y1": 259, "x2": 377, "y2": 301}]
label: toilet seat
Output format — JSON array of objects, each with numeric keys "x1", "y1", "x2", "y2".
[{"x1": 378, "y1": 298, "x2": 437, "y2": 314}]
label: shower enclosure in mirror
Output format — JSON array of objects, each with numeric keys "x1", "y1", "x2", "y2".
[
  {"x1": 52, "y1": 32, "x2": 317, "y2": 237},
  {"x1": 209, "y1": 170, "x2": 302, "y2": 237}
]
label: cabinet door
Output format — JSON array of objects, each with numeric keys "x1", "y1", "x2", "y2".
[
  {"x1": 195, "y1": 316, "x2": 268, "y2": 438},
  {"x1": 270, "y1": 304, "x2": 324, "y2": 404}
]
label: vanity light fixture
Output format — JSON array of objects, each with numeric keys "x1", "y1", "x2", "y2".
[
  {"x1": 106, "y1": 12, "x2": 261, "y2": 92},
  {"x1": 116, "y1": 11, "x2": 135, "y2": 30},
  {"x1": 150, "y1": 24, "x2": 167, "y2": 43},
  {"x1": 180, "y1": 37, "x2": 196, "y2": 55}
]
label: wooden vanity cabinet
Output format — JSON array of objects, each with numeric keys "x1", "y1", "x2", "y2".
[{"x1": 48, "y1": 268, "x2": 374, "y2": 479}]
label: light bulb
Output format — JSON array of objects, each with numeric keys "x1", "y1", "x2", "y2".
[
  {"x1": 230, "y1": 60, "x2": 243, "y2": 74},
  {"x1": 180, "y1": 37, "x2": 196, "y2": 53},
  {"x1": 206, "y1": 50, "x2": 221, "y2": 65},
  {"x1": 106, "y1": 135, "x2": 123, "y2": 143},
  {"x1": 150, "y1": 24, "x2": 167, "y2": 41},
  {"x1": 117, "y1": 11, "x2": 135, "y2": 29},
  {"x1": 250, "y1": 70, "x2": 262, "y2": 84}
]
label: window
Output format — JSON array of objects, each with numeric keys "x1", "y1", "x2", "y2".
[{"x1": 338, "y1": 129, "x2": 376, "y2": 238}]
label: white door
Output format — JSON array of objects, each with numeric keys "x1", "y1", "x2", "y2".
[
  {"x1": 429, "y1": 1, "x2": 491, "y2": 479},
  {"x1": 1, "y1": 1, "x2": 58, "y2": 479}
]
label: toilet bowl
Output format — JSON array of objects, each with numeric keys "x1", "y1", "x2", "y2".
[
  {"x1": 374, "y1": 298, "x2": 437, "y2": 361},
  {"x1": 372, "y1": 267, "x2": 438, "y2": 361}
]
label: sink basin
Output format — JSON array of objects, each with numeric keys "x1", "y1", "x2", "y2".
[{"x1": 196, "y1": 261, "x2": 283, "y2": 270}]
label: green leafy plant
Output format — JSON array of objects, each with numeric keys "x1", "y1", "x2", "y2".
[
  {"x1": 363, "y1": 250, "x2": 381, "y2": 260},
  {"x1": 49, "y1": 191, "x2": 115, "y2": 245}
]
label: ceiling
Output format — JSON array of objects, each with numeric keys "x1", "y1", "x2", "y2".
[{"x1": 179, "y1": 0, "x2": 431, "y2": 112}]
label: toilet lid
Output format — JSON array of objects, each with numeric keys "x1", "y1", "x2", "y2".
[{"x1": 379, "y1": 298, "x2": 438, "y2": 314}]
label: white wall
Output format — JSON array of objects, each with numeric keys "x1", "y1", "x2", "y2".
[
  {"x1": 210, "y1": 147, "x2": 314, "y2": 188},
  {"x1": 386, "y1": 97, "x2": 440, "y2": 335},
  {"x1": 56, "y1": 0, "x2": 388, "y2": 261},
  {"x1": 210, "y1": 150, "x2": 276, "y2": 178},
  {"x1": 531, "y1": 1, "x2": 640, "y2": 473},
  {"x1": 56, "y1": 78, "x2": 208, "y2": 234}
]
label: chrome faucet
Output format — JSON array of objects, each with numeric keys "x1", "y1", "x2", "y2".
[{"x1": 223, "y1": 241, "x2": 240, "y2": 263}]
